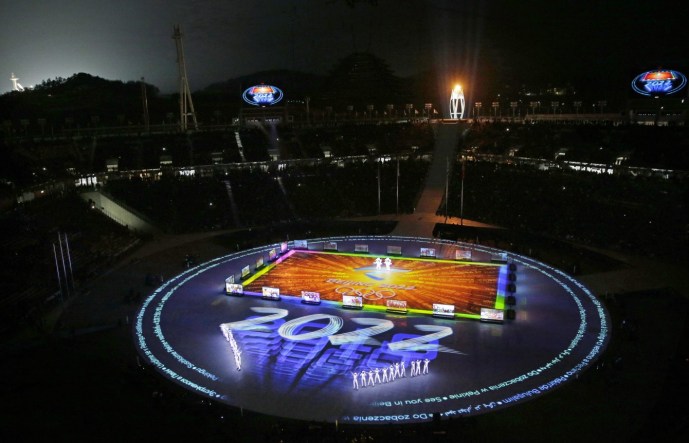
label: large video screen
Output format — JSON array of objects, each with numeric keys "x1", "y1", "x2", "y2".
[{"x1": 631, "y1": 69, "x2": 687, "y2": 96}]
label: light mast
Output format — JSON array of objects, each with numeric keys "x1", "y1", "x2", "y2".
[{"x1": 173, "y1": 25, "x2": 198, "y2": 131}]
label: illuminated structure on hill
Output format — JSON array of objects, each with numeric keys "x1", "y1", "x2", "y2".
[
  {"x1": 449, "y1": 84, "x2": 465, "y2": 119},
  {"x1": 10, "y1": 73, "x2": 25, "y2": 92}
]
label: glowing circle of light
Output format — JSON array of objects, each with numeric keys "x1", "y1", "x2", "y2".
[
  {"x1": 450, "y1": 84, "x2": 466, "y2": 119},
  {"x1": 134, "y1": 235, "x2": 609, "y2": 425}
]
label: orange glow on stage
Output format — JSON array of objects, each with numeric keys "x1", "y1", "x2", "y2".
[{"x1": 244, "y1": 251, "x2": 500, "y2": 314}]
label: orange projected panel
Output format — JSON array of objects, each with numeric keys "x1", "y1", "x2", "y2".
[{"x1": 244, "y1": 251, "x2": 500, "y2": 314}]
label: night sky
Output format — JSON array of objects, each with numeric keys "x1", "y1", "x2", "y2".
[{"x1": 1, "y1": 0, "x2": 687, "y2": 95}]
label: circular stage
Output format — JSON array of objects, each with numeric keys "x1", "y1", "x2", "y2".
[{"x1": 134, "y1": 236, "x2": 609, "y2": 424}]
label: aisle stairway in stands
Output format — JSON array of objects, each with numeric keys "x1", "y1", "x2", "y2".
[
  {"x1": 80, "y1": 191, "x2": 160, "y2": 235},
  {"x1": 392, "y1": 120, "x2": 468, "y2": 237},
  {"x1": 275, "y1": 176, "x2": 299, "y2": 220},
  {"x1": 223, "y1": 180, "x2": 243, "y2": 227}
]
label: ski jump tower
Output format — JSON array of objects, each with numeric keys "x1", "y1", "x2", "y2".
[
  {"x1": 173, "y1": 25, "x2": 198, "y2": 132},
  {"x1": 449, "y1": 84, "x2": 465, "y2": 119},
  {"x1": 10, "y1": 73, "x2": 25, "y2": 92}
]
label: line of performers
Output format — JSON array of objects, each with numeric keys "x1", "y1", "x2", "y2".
[
  {"x1": 352, "y1": 359, "x2": 430, "y2": 390},
  {"x1": 222, "y1": 327, "x2": 242, "y2": 371}
]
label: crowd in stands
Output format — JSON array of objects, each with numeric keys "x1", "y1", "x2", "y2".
[
  {"x1": 105, "y1": 175, "x2": 233, "y2": 233},
  {"x1": 3, "y1": 121, "x2": 688, "y2": 319},
  {"x1": 225, "y1": 168, "x2": 293, "y2": 226},
  {"x1": 100, "y1": 157, "x2": 429, "y2": 233},
  {"x1": 3, "y1": 120, "x2": 687, "y2": 333},
  {"x1": 433, "y1": 121, "x2": 688, "y2": 260},
  {"x1": 0, "y1": 122, "x2": 434, "y2": 335},
  {"x1": 0, "y1": 191, "x2": 136, "y2": 334},
  {"x1": 464, "y1": 120, "x2": 689, "y2": 170},
  {"x1": 294, "y1": 122, "x2": 435, "y2": 158},
  {"x1": 444, "y1": 160, "x2": 687, "y2": 259},
  {"x1": 0, "y1": 122, "x2": 435, "y2": 188},
  {"x1": 281, "y1": 158, "x2": 428, "y2": 217}
]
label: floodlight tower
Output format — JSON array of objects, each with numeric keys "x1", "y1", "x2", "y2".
[
  {"x1": 173, "y1": 25, "x2": 198, "y2": 131},
  {"x1": 10, "y1": 73, "x2": 25, "y2": 92},
  {"x1": 450, "y1": 84, "x2": 465, "y2": 119}
]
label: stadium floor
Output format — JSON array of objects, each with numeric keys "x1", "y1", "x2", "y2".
[{"x1": 135, "y1": 235, "x2": 609, "y2": 424}]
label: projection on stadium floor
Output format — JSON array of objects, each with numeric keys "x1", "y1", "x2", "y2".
[{"x1": 135, "y1": 236, "x2": 609, "y2": 425}]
